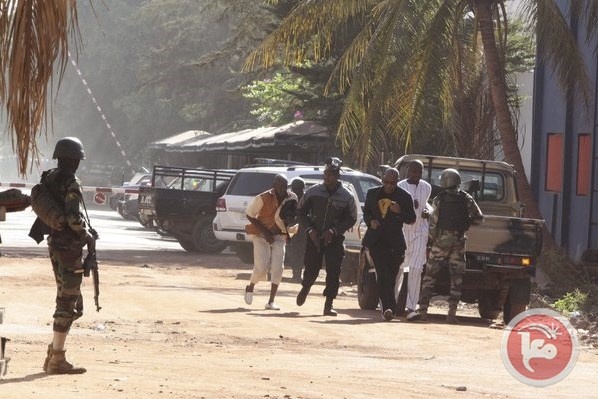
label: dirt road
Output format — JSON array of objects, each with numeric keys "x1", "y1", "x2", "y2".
[{"x1": 1, "y1": 251, "x2": 597, "y2": 398}]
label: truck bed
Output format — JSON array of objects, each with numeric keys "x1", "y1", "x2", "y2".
[{"x1": 138, "y1": 166, "x2": 237, "y2": 252}]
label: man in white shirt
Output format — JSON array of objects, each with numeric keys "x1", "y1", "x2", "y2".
[{"x1": 396, "y1": 160, "x2": 432, "y2": 320}]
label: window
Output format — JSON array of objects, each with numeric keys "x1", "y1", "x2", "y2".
[
  {"x1": 577, "y1": 134, "x2": 591, "y2": 196},
  {"x1": 425, "y1": 168, "x2": 504, "y2": 201},
  {"x1": 546, "y1": 133, "x2": 563, "y2": 192}
]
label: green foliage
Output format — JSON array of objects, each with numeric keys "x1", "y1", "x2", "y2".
[
  {"x1": 537, "y1": 249, "x2": 598, "y2": 314},
  {"x1": 52, "y1": 0, "x2": 277, "y2": 166},
  {"x1": 553, "y1": 289, "x2": 588, "y2": 314},
  {"x1": 242, "y1": 72, "x2": 307, "y2": 125}
]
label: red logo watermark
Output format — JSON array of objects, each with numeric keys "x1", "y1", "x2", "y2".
[{"x1": 501, "y1": 308, "x2": 579, "y2": 387}]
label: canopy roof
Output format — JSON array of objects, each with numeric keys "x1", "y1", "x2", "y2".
[
  {"x1": 152, "y1": 121, "x2": 330, "y2": 153},
  {"x1": 147, "y1": 130, "x2": 212, "y2": 150}
]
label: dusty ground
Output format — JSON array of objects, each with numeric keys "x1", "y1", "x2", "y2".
[{"x1": 1, "y1": 250, "x2": 597, "y2": 399}]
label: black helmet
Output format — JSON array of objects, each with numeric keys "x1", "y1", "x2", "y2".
[
  {"x1": 52, "y1": 137, "x2": 86, "y2": 160},
  {"x1": 439, "y1": 168, "x2": 461, "y2": 188},
  {"x1": 324, "y1": 157, "x2": 342, "y2": 173}
]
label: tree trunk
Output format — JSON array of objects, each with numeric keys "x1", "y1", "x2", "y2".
[{"x1": 474, "y1": 0, "x2": 556, "y2": 249}]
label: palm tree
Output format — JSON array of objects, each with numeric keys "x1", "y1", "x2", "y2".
[
  {"x1": 245, "y1": 0, "x2": 598, "y2": 224},
  {"x1": 0, "y1": 0, "x2": 80, "y2": 175}
]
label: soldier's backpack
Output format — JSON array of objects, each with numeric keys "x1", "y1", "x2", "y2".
[
  {"x1": 30, "y1": 171, "x2": 66, "y2": 231},
  {"x1": 436, "y1": 190, "x2": 469, "y2": 233}
]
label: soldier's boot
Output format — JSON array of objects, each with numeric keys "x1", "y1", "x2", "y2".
[
  {"x1": 46, "y1": 349, "x2": 87, "y2": 375},
  {"x1": 42, "y1": 343, "x2": 53, "y2": 372},
  {"x1": 323, "y1": 298, "x2": 337, "y2": 317},
  {"x1": 447, "y1": 305, "x2": 459, "y2": 324}
]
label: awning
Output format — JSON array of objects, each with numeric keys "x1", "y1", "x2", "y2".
[
  {"x1": 147, "y1": 130, "x2": 212, "y2": 150},
  {"x1": 165, "y1": 121, "x2": 330, "y2": 153}
]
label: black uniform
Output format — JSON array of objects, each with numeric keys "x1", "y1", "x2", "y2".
[{"x1": 297, "y1": 181, "x2": 358, "y2": 302}]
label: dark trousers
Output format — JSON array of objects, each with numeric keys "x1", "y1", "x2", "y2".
[
  {"x1": 370, "y1": 242, "x2": 404, "y2": 313},
  {"x1": 301, "y1": 236, "x2": 345, "y2": 300}
]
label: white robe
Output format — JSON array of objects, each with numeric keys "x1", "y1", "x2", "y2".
[{"x1": 395, "y1": 179, "x2": 432, "y2": 311}]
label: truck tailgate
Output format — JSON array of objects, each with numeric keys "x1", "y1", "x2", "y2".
[
  {"x1": 467, "y1": 215, "x2": 544, "y2": 257},
  {"x1": 155, "y1": 189, "x2": 219, "y2": 219}
]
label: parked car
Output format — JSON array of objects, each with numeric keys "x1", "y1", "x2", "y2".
[
  {"x1": 110, "y1": 173, "x2": 152, "y2": 225},
  {"x1": 212, "y1": 164, "x2": 381, "y2": 282}
]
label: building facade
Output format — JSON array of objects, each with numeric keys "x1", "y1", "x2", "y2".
[{"x1": 532, "y1": 0, "x2": 598, "y2": 260}]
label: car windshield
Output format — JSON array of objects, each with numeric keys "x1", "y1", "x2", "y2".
[
  {"x1": 227, "y1": 172, "x2": 277, "y2": 196},
  {"x1": 227, "y1": 171, "x2": 381, "y2": 202}
]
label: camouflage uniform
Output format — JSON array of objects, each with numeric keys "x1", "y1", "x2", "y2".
[
  {"x1": 45, "y1": 168, "x2": 92, "y2": 333},
  {"x1": 418, "y1": 188, "x2": 483, "y2": 314}
]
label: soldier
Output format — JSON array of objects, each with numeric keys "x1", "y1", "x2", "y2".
[
  {"x1": 411, "y1": 168, "x2": 483, "y2": 323},
  {"x1": 296, "y1": 157, "x2": 358, "y2": 316},
  {"x1": 41, "y1": 137, "x2": 96, "y2": 374}
]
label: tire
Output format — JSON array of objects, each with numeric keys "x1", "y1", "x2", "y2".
[
  {"x1": 503, "y1": 301, "x2": 527, "y2": 324},
  {"x1": 138, "y1": 214, "x2": 153, "y2": 229},
  {"x1": 109, "y1": 194, "x2": 121, "y2": 211},
  {"x1": 357, "y1": 248, "x2": 379, "y2": 310},
  {"x1": 192, "y1": 216, "x2": 227, "y2": 253},
  {"x1": 232, "y1": 243, "x2": 254, "y2": 264},
  {"x1": 477, "y1": 290, "x2": 501, "y2": 320},
  {"x1": 340, "y1": 252, "x2": 359, "y2": 284},
  {"x1": 179, "y1": 238, "x2": 199, "y2": 252}
]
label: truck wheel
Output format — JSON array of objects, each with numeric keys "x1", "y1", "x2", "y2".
[
  {"x1": 477, "y1": 290, "x2": 501, "y2": 320},
  {"x1": 503, "y1": 302, "x2": 527, "y2": 324},
  {"x1": 179, "y1": 238, "x2": 199, "y2": 253},
  {"x1": 232, "y1": 243, "x2": 254, "y2": 264},
  {"x1": 357, "y1": 249, "x2": 379, "y2": 310},
  {"x1": 340, "y1": 252, "x2": 359, "y2": 284},
  {"x1": 138, "y1": 214, "x2": 153, "y2": 229},
  {"x1": 193, "y1": 216, "x2": 227, "y2": 253}
]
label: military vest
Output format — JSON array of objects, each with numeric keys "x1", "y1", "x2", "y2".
[{"x1": 436, "y1": 190, "x2": 469, "y2": 233}]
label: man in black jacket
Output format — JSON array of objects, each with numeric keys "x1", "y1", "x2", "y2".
[
  {"x1": 362, "y1": 167, "x2": 416, "y2": 321},
  {"x1": 296, "y1": 157, "x2": 358, "y2": 316}
]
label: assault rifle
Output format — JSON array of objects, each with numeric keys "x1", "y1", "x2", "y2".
[{"x1": 83, "y1": 228, "x2": 101, "y2": 312}]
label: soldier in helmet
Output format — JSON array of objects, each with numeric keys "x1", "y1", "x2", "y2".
[
  {"x1": 411, "y1": 168, "x2": 483, "y2": 323},
  {"x1": 41, "y1": 137, "x2": 96, "y2": 374},
  {"x1": 296, "y1": 157, "x2": 358, "y2": 316}
]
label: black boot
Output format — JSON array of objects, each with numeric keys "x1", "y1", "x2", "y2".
[
  {"x1": 296, "y1": 285, "x2": 310, "y2": 306},
  {"x1": 323, "y1": 298, "x2": 337, "y2": 316}
]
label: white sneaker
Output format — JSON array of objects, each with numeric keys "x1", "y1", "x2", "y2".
[
  {"x1": 265, "y1": 302, "x2": 280, "y2": 310},
  {"x1": 244, "y1": 287, "x2": 253, "y2": 305},
  {"x1": 406, "y1": 311, "x2": 419, "y2": 321}
]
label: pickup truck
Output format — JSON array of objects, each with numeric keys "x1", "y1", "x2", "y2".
[
  {"x1": 138, "y1": 165, "x2": 236, "y2": 253},
  {"x1": 357, "y1": 154, "x2": 544, "y2": 323}
]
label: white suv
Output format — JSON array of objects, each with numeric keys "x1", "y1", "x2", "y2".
[{"x1": 212, "y1": 165, "x2": 381, "y2": 277}]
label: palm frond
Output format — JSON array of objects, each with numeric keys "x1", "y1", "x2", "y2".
[
  {"x1": 520, "y1": 0, "x2": 591, "y2": 106},
  {"x1": 0, "y1": 0, "x2": 81, "y2": 175},
  {"x1": 571, "y1": 0, "x2": 598, "y2": 44},
  {"x1": 244, "y1": 0, "x2": 376, "y2": 71}
]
